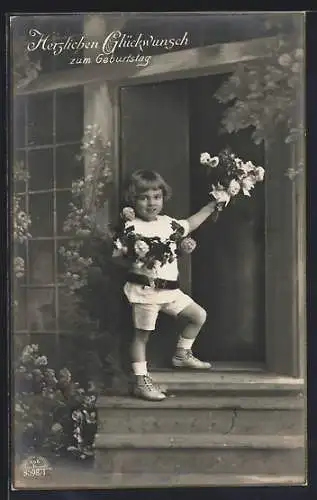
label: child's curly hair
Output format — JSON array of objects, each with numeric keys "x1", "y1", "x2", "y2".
[{"x1": 123, "y1": 170, "x2": 172, "y2": 207}]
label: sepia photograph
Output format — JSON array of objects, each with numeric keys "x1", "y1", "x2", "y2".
[{"x1": 10, "y1": 11, "x2": 306, "y2": 489}]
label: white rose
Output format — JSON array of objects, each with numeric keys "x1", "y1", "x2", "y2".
[
  {"x1": 254, "y1": 166, "x2": 265, "y2": 182},
  {"x1": 278, "y1": 53, "x2": 292, "y2": 67},
  {"x1": 200, "y1": 152, "x2": 211, "y2": 164},
  {"x1": 121, "y1": 207, "x2": 135, "y2": 221},
  {"x1": 134, "y1": 240, "x2": 150, "y2": 258},
  {"x1": 209, "y1": 156, "x2": 220, "y2": 168},
  {"x1": 242, "y1": 176, "x2": 256, "y2": 196},
  {"x1": 235, "y1": 158, "x2": 244, "y2": 168},
  {"x1": 114, "y1": 238, "x2": 123, "y2": 250},
  {"x1": 227, "y1": 179, "x2": 241, "y2": 197},
  {"x1": 241, "y1": 161, "x2": 255, "y2": 173}
]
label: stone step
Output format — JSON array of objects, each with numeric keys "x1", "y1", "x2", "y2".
[
  {"x1": 97, "y1": 395, "x2": 305, "y2": 435},
  {"x1": 148, "y1": 371, "x2": 305, "y2": 396},
  {"x1": 14, "y1": 470, "x2": 306, "y2": 489},
  {"x1": 94, "y1": 433, "x2": 305, "y2": 476}
]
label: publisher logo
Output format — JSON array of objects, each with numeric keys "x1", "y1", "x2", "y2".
[{"x1": 20, "y1": 455, "x2": 52, "y2": 479}]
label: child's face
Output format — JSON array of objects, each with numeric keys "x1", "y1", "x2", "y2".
[{"x1": 135, "y1": 188, "x2": 163, "y2": 221}]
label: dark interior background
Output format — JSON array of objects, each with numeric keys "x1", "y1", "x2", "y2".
[{"x1": 188, "y1": 74, "x2": 265, "y2": 363}]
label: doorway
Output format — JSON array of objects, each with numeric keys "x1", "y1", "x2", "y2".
[{"x1": 120, "y1": 73, "x2": 265, "y2": 368}]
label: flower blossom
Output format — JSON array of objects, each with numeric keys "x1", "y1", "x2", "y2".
[
  {"x1": 114, "y1": 238, "x2": 123, "y2": 250},
  {"x1": 227, "y1": 179, "x2": 241, "y2": 197},
  {"x1": 242, "y1": 176, "x2": 257, "y2": 196},
  {"x1": 21, "y1": 344, "x2": 38, "y2": 363},
  {"x1": 241, "y1": 161, "x2": 256, "y2": 174},
  {"x1": 200, "y1": 152, "x2": 211, "y2": 165},
  {"x1": 35, "y1": 355, "x2": 48, "y2": 366},
  {"x1": 200, "y1": 153, "x2": 220, "y2": 168},
  {"x1": 180, "y1": 237, "x2": 197, "y2": 254},
  {"x1": 134, "y1": 240, "x2": 150, "y2": 258},
  {"x1": 278, "y1": 53, "x2": 292, "y2": 67},
  {"x1": 121, "y1": 207, "x2": 135, "y2": 221},
  {"x1": 209, "y1": 156, "x2": 219, "y2": 168},
  {"x1": 254, "y1": 166, "x2": 265, "y2": 182},
  {"x1": 113, "y1": 239, "x2": 128, "y2": 258}
]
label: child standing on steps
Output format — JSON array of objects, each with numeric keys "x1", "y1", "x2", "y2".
[{"x1": 115, "y1": 170, "x2": 217, "y2": 402}]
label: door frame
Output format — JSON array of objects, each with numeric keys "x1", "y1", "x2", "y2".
[{"x1": 111, "y1": 35, "x2": 305, "y2": 378}]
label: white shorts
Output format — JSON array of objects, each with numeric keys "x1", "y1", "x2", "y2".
[{"x1": 130, "y1": 289, "x2": 194, "y2": 331}]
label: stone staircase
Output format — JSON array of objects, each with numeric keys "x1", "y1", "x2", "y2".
[{"x1": 93, "y1": 371, "x2": 306, "y2": 488}]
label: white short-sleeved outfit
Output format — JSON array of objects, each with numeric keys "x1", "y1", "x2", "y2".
[{"x1": 123, "y1": 215, "x2": 194, "y2": 331}]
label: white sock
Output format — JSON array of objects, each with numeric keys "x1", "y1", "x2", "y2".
[
  {"x1": 132, "y1": 361, "x2": 148, "y2": 376},
  {"x1": 176, "y1": 336, "x2": 195, "y2": 350}
]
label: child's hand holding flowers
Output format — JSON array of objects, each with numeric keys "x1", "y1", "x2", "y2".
[{"x1": 200, "y1": 148, "x2": 265, "y2": 217}]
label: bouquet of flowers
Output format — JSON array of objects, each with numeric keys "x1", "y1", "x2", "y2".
[
  {"x1": 112, "y1": 207, "x2": 197, "y2": 272},
  {"x1": 200, "y1": 148, "x2": 265, "y2": 215}
]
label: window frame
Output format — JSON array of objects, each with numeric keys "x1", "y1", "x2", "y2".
[{"x1": 14, "y1": 88, "x2": 85, "y2": 337}]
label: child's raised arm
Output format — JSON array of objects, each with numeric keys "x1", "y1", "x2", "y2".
[{"x1": 186, "y1": 201, "x2": 217, "y2": 233}]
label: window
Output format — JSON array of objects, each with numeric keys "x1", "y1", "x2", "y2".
[{"x1": 14, "y1": 88, "x2": 84, "y2": 348}]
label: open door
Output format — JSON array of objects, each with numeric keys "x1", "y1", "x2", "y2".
[{"x1": 120, "y1": 75, "x2": 265, "y2": 368}]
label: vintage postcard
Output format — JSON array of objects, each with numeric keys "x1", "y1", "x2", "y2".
[{"x1": 9, "y1": 12, "x2": 306, "y2": 489}]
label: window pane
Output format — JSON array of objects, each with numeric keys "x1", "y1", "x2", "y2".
[
  {"x1": 56, "y1": 89, "x2": 83, "y2": 143},
  {"x1": 29, "y1": 240, "x2": 54, "y2": 285},
  {"x1": 28, "y1": 148, "x2": 54, "y2": 191},
  {"x1": 28, "y1": 93, "x2": 53, "y2": 146},
  {"x1": 13, "y1": 96, "x2": 26, "y2": 148},
  {"x1": 58, "y1": 288, "x2": 79, "y2": 331},
  {"x1": 56, "y1": 144, "x2": 83, "y2": 189},
  {"x1": 56, "y1": 191, "x2": 72, "y2": 236},
  {"x1": 29, "y1": 192, "x2": 54, "y2": 237},
  {"x1": 13, "y1": 286, "x2": 27, "y2": 331},
  {"x1": 14, "y1": 151, "x2": 26, "y2": 194},
  {"x1": 27, "y1": 288, "x2": 56, "y2": 332}
]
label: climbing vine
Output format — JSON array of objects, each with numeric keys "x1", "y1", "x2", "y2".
[{"x1": 214, "y1": 17, "x2": 304, "y2": 179}]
